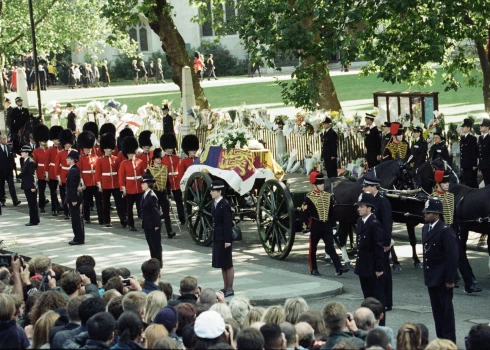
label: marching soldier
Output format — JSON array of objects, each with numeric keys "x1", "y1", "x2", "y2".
[
  {"x1": 147, "y1": 148, "x2": 176, "y2": 239},
  {"x1": 82, "y1": 122, "x2": 100, "y2": 156},
  {"x1": 301, "y1": 171, "x2": 349, "y2": 276},
  {"x1": 477, "y1": 118, "x2": 490, "y2": 186},
  {"x1": 119, "y1": 136, "x2": 144, "y2": 232},
  {"x1": 32, "y1": 124, "x2": 50, "y2": 213},
  {"x1": 78, "y1": 131, "x2": 103, "y2": 225},
  {"x1": 162, "y1": 104, "x2": 174, "y2": 134},
  {"x1": 99, "y1": 123, "x2": 118, "y2": 156},
  {"x1": 55, "y1": 129, "x2": 77, "y2": 220},
  {"x1": 380, "y1": 122, "x2": 391, "y2": 160},
  {"x1": 178, "y1": 134, "x2": 200, "y2": 185},
  {"x1": 410, "y1": 126, "x2": 428, "y2": 168},
  {"x1": 321, "y1": 117, "x2": 338, "y2": 178},
  {"x1": 21, "y1": 145, "x2": 39, "y2": 226},
  {"x1": 45, "y1": 126, "x2": 64, "y2": 216},
  {"x1": 117, "y1": 128, "x2": 135, "y2": 163},
  {"x1": 95, "y1": 133, "x2": 127, "y2": 228},
  {"x1": 140, "y1": 174, "x2": 163, "y2": 266},
  {"x1": 66, "y1": 150, "x2": 84, "y2": 245},
  {"x1": 364, "y1": 113, "x2": 381, "y2": 169},
  {"x1": 382, "y1": 122, "x2": 410, "y2": 162},
  {"x1": 161, "y1": 133, "x2": 185, "y2": 225},
  {"x1": 429, "y1": 132, "x2": 450, "y2": 164},
  {"x1": 460, "y1": 118, "x2": 478, "y2": 188},
  {"x1": 137, "y1": 130, "x2": 154, "y2": 171},
  {"x1": 422, "y1": 198, "x2": 458, "y2": 342}
]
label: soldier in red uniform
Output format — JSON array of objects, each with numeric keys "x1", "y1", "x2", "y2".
[
  {"x1": 178, "y1": 134, "x2": 199, "y2": 186},
  {"x1": 55, "y1": 129, "x2": 77, "y2": 219},
  {"x1": 78, "y1": 131, "x2": 103, "y2": 225},
  {"x1": 99, "y1": 123, "x2": 118, "y2": 156},
  {"x1": 45, "y1": 126, "x2": 64, "y2": 216},
  {"x1": 82, "y1": 121, "x2": 100, "y2": 156},
  {"x1": 117, "y1": 128, "x2": 134, "y2": 163},
  {"x1": 119, "y1": 136, "x2": 144, "y2": 232},
  {"x1": 96, "y1": 133, "x2": 127, "y2": 228},
  {"x1": 137, "y1": 130, "x2": 154, "y2": 171},
  {"x1": 161, "y1": 133, "x2": 185, "y2": 224},
  {"x1": 32, "y1": 124, "x2": 50, "y2": 213}
]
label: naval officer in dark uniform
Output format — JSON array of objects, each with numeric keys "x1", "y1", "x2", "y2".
[
  {"x1": 410, "y1": 126, "x2": 428, "y2": 168},
  {"x1": 363, "y1": 113, "x2": 381, "y2": 169},
  {"x1": 429, "y1": 132, "x2": 450, "y2": 163},
  {"x1": 321, "y1": 117, "x2": 338, "y2": 178},
  {"x1": 460, "y1": 118, "x2": 478, "y2": 188},
  {"x1": 478, "y1": 118, "x2": 490, "y2": 186},
  {"x1": 66, "y1": 150, "x2": 84, "y2": 245},
  {"x1": 140, "y1": 174, "x2": 163, "y2": 267},
  {"x1": 21, "y1": 145, "x2": 40, "y2": 226},
  {"x1": 422, "y1": 198, "x2": 458, "y2": 343},
  {"x1": 210, "y1": 180, "x2": 235, "y2": 298}
]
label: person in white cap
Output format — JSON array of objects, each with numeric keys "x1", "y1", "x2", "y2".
[{"x1": 194, "y1": 310, "x2": 232, "y2": 348}]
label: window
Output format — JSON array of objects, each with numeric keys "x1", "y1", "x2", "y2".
[
  {"x1": 128, "y1": 21, "x2": 150, "y2": 52},
  {"x1": 202, "y1": 2, "x2": 213, "y2": 37},
  {"x1": 201, "y1": 0, "x2": 238, "y2": 37}
]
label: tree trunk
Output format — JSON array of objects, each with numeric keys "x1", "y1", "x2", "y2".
[
  {"x1": 475, "y1": 39, "x2": 490, "y2": 113},
  {"x1": 149, "y1": 1, "x2": 209, "y2": 110}
]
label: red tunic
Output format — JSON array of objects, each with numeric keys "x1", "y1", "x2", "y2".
[
  {"x1": 177, "y1": 157, "x2": 196, "y2": 185},
  {"x1": 118, "y1": 158, "x2": 144, "y2": 194},
  {"x1": 32, "y1": 147, "x2": 48, "y2": 180},
  {"x1": 136, "y1": 151, "x2": 153, "y2": 172},
  {"x1": 117, "y1": 152, "x2": 127, "y2": 163},
  {"x1": 95, "y1": 155, "x2": 121, "y2": 190},
  {"x1": 162, "y1": 154, "x2": 180, "y2": 191},
  {"x1": 55, "y1": 149, "x2": 78, "y2": 184},
  {"x1": 45, "y1": 146, "x2": 63, "y2": 180},
  {"x1": 78, "y1": 154, "x2": 98, "y2": 187}
]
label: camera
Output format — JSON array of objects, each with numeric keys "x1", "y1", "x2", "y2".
[{"x1": 122, "y1": 278, "x2": 131, "y2": 286}]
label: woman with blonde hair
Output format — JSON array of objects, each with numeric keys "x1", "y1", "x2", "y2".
[
  {"x1": 229, "y1": 295, "x2": 251, "y2": 325},
  {"x1": 242, "y1": 307, "x2": 265, "y2": 328},
  {"x1": 132, "y1": 59, "x2": 140, "y2": 85},
  {"x1": 144, "y1": 291, "x2": 168, "y2": 324},
  {"x1": 261, "y1": 305, "x2": 285, "y2": 324},
  {"x1": 143, "y1": 324, "x2": 169, "y2": 349},
  {"x1": 210, "y1": 302, "x2": 233, "y2": 319},
  {"x1": 31, "y1": 310, "x2": 60, "y2": 349},
  {"x1": 396, "y1": 322, "x2": 422, "y2": 350},
  {"x1": 284, "y1": 297, "x2": 309, "y2": 324},
  {"x1": 425, "y1": 338, "x2": 458, "y2": 350}
]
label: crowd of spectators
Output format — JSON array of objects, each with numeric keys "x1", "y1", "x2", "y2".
[{"x1": 0, "y1": 254, "x2": 489, "y2": 349}]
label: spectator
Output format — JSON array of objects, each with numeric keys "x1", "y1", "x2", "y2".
[
  {"x1": 182, "y1": 323, "x2": 196, "y2": 349},
  {"x1": 298, "y1": 311, "x2": 328, "y2": 339},
  {"x1": 117, "y1": 268, "x2": 131, "y2": 279},
  {"x1": 52, "y1": 264, "x2": 65, "y2": 282},
  {"x1": 175, "y1": 303, "x2": 197, "y2": 337},
  {"x1": 100, "y1": 268, "x2": 118, "y2": 295},
  {"x1": 60, "y1": 270, "x2": 92, "y2": 299},
  {"x1": 354, "y1": 307, "x2": 376, "y2": 331},
  {"x1": 262, "y1": 305, "x2": 286, "y2": 324},
  {"x1": 361, "y1": 297, "x2": 395, "y2": 347},
  {"x1": 396, "y1": 323, "x2": 421, "y2": 350},
  {"x1": 243, "y1": 308, "x2": 265, "y2": 328},
  {"x1": 105, "y1": 276, "x2": 125, "y2": 295},
  {"x1": 145, "y1": 291, "x2": 168, "y2": 324},
  {"x1": 158, "y1": 282, "x2": 173, "y2": 302},
  {"x1": 224, "y1": 318, "x2": 240, "y2": 348},
  {"x1": 0, "y1": 294, "x2": 29, "y2": 349},
  {"x1": 30, "y1": 290, "x2": 68, "y2": 325},
  {"x1": 331, "y1": 341, "x2": 360, "y2": 350},
  {"x1": 49, "y1": 295, "x2": 87, "y2": 346},
  {"x1": 83, "y1": 312, "x2": 116, "y2": 349},
  {"x1": 229, "y1": 296, "x2": 251, "y2": 325},
  {"x1": 284, "y1": 297, "x2": 309, "y2": 325},
  {"x1": 321, "y1": 302, "x2": 364, "y2": 349},
  {"x1": 168, "y1": 276, "x2": 200, "y2": 306},
  {"x1": 77, "y1": 265, "x2": 97, "y2": 286},
  {"x1": 417, "y1": 323, "x2": 429, "y2": 349},
  {"x1": 75, "y1": 255, "x2": 96, "y2": 269},
  {"x1": 425, "y1": 338, "x2": 458, "y2": 350},
  {"x1": 466, "y1": 323, "x2": 490, "y2": 350},
  {"x1": 102, "y1": 289, "x2": 122, "y2": 304},
  {"x1": 0, "y1": 267, "x2": 11, "y2": 283},
  {"x1": 111, "y1": 311, "x2": 145, "y2": 349},
  {"x1": 198, "y1": 288, "x2": 219, "y2": 305},
  {"x1": 280, "y1": 322, "x2": 299, "y2": 350},
  {"x1": 33, "y1": 256, "x2": 52, "y2": 276},
  {"x1": 237, "y1": 327, "x2": 265, "y2": 350},
  {"x1": 210, "y1": 302, "x2": 233, "y2": 319},
  {"x1": 154, "y1": 306, "x2": 180, "y2": 344},
  {"x1": 295, "y1": 322, "x2": 315, "y2": 349},
  {"x1": 260, "y1": 323, "x2": 286, "y2": 350},
  {"x1": 143, "y1": 324, "x2": 168, "y2": 349},
  {"x1": 194, "y1": 310, "x2": 229, "y2": 349},
  {"x1": 107, "y1": 295, "x2": 124, "y2": 321},
  {"x1": 196, "y1": 303, "x2": 212, "y2": 317},
  {"x1": 153, "y1": 337, "x2": 180, "y2": 349},
  {"x1": 122, "y1": 292, "x2": 147, "y2": 319},
  {"x1": 141, "y1": 258, "x2": 161, "y2": 294},
  {"x1": 365, "y1": 328, "x2": 391, "y2": 350}
]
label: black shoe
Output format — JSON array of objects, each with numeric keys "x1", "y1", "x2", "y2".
[
  {"x1": 464, "y1": 285, "x2": 482, "y2": 294},
  {"x1": 129, "y1": 226, "x2": 137, "y2": 232},
  {"x1": 224, "y1": 290, "x2": 235, "y2": 298},
  {"x1": 84, "y1": 220, "x2": 91, "y2": 224},
  {"x1": 310, "y1": 269, "x2": 321, "y2": 276},
  {"x1": 13, "y1": 200, "x2": 21, "y2": 206},
  {"x1": 64, "y1": 215, "x2": 70, "y2": 220},
  {"x1": 106, "y1": 223, "x2": 113, "y2": 228},
  {"x1": 68, "y1": 240, "x2": 84, "y2": 245},
  {"x1": 52, "y1": 211, "x2": 58, "y2": 216},
  {"x1": 167, "y1": 231, "x2": 176, "y2": 239},
  {"x1": 25, "y1": 222, "x2": 38, "y2": 226},
  {"x1": 336, "y1": 268, "x2": 350, "y2": 276}
]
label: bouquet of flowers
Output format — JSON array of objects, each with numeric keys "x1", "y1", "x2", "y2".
[
  {"x1": 273, "y1": 114, "x2": 288, "y2": 130},
  {"x1": 396, "y1": 112, "x2": 412, "y2": 128},
  {"x1": 87, "y1": 101, "x2": 105, "y2": 114},
  {"x1": 238, "y1": 104, "x2": 253, "y2": 128},
  {"x1": 207, "y1": 127, "x2": 253, "y2": 150}
]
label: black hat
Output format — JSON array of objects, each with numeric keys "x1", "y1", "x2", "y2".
[
  {"x1": 100, "y1": 123, "x2": 116, "y2": 136},
  {"x1": 162, "y1": 104, "x2": 169, "y2": 111},
  {"x1": 66, "y1": 103, "x2": 73, "y2": 108},
  {"x1": 323, "y1": 117, "x2": 332, "y2": 124},
  {"x1": 413, "y1": 126, "x2": 423, "y2": 133},
  {"x1": 142, "y1": 174, "x2": 155, "y2": 184},
  {"x1": 363, "y1": 174, "x2": 381, "y2": 187},
  {"x1": 117, "y1": 128, "x2": 135, "y2": 150},
  {"x1": 160, "y1": 133, "x2": 177, "y2": 150},
  {"x1": 481, "y1": 118, "x2": 490, "y2": 127},
  {"x1": 365, "y1": 113, "x2": 377, "y2": 120},
  {"x1": 309, "y1": 171, "x2": 324, "y2": 185},
  {"x1": 21, "y1": 145, "x2": 32, "y2": 153},
  {"x1": 121, "y1": 136, "x2": 139, "y2": 156},
  {"x1": 432, "y1": 131, "x2": 444, "y2": 140},
  {"x1": 33, "y1": 124, "x2": 49, "y2": 143},
  {"x1": 461, "y1": 118, "x2": 473, "y2": 128},
  {"x1": 434, "y1": 169, "x2": 450, "y2": 184},
  {"x1": 67, "y1": 150, "x2": 79, "y2": 162},
  {"x1": 100, "y1": 133, "x2": 116, "y2": 151},
  {"x1": 152, "y1": 148, "x2": 163, "y2": 160},
  {"x1": 15, "y1": 97, "x2": 23, "y2": 103},
  {"x1": 49, "y1": 126, "x2": 64, "y2": 141},
  {"x1": 210, "y1": 180, "x2": 225, "y2": 190},
  {"x1": 383, "y1": 122, "x2": 392, "y2": 128},
  {"x1": 422, "y1": 198, "x2": 443, "y2": 214},
  {"x1": 77, "y1": 131, "x2": 96, "y2": 149},
  {"x1": 138, "y1": 130, "x2": 153, "y2": 147},
  {"x1": 357, "y1": 192, "x2": 377, "y2": 209},
  {"x1": 83, "y1": 122, "x2": 99, "y2": 139},
  {"x1": 182, "y1": 134, "x2": 199, "y2": 155},
  {"x1": 59, "y1": 129, "x2": 75, "y2": 146}
]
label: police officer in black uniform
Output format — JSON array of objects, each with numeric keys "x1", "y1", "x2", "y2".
[
  {"x1": 460, "y1": 118, "x2": 478, "y2": 188},
  {"x1": 21, "y1": 145, "x2": 39, "y2": 226},
  {"x1": 8, "y1": 97, "x2": 30, "y2": 153},
  {"x1": 364, "y1": 113, "x2": 381, "y2": 169},
  {"x1": 66, "y1": 150, "x2": 84, "y2": 245},
  {"x1": 477, "y1": 118, "x2": 490, "y2": 186},
  {"x1": 140, "y1": 174, "x2": 163, "y2": 267},
  {"x1": 422, "y1": 198, "x2": 459, "y2": 343},
  {"x1": 429, "y1": 132, "x2": 450, "y2": 163},
  {"x1": 410, "y1": 126, "x2": 428, "y2": 168},
  {"x1": 321, "y1": 117, "x2": 338, "y2": 178}
]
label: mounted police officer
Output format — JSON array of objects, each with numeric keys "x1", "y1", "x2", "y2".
[
  {"x1": 410, "y1": 126, "x2": 428, "y2": 168},
  {"x1": 382, "y1": 122, "x2": 410, "y2": 162},
  {"x1": 364, "y1": 113, "x2": 381, "y2": 169},
  {"x1": 460, "y1": 119, "x2": 478, "y2": 188},
  {"x1": 422, "y1": 198, "x2": 459, "y2": 343},
  {"x1": 477, "y1": 118, "x2": 490, "y2": 186},
  {"x1": 429, "y1": 132, "x2": 450, "y2": 164},
  {"x1": 321, "y1": 117, "x2": 338, "y2": 178},
  {"x1": 301, "y1": 171, "x2": 349, "y2": 276}
]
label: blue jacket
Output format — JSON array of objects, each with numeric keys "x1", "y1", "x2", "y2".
[
  {"x1": 142, "y1": 280, "x2": 159, "y2": 294},
  {"x1": 0, "y1": 319, "x2": 30, "y2": 349}
]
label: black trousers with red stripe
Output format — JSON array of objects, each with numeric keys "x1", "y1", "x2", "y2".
[{"x1": 309, "y1": 221, "x2": 342, "y2": 272}]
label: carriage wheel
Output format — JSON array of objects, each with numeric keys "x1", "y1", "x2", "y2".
[
  {"x1": 256, "y1": 179, "x2": 296, "y2": 260},
  {"x1": 184, "y1": 172, "x2": 213, "y2": 246}
]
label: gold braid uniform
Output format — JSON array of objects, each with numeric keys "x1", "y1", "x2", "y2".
[
  {"x1": 431, "y1": 191, "x2": 454, "y2": 225},
  {"x1": 384, "y1": 141, "x2": 409, "y2": 161},
  {"x1": 147, "y1": 164, "x2": 169, "y2": 192},
  {"x1": 306, "y1": 191, "x2": 331, "y2": 223}
]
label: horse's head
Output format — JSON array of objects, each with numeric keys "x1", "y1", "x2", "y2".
[
  {"x1": 417, "y1": 160, "x2": 459, "y2": 193},
  {"x1": 369, "y1": 158, "x2": 418, "y2": 190}
]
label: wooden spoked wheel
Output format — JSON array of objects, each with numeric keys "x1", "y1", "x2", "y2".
[{"x1": 184, "y1": 172, "x2": 213, "y2": 246}]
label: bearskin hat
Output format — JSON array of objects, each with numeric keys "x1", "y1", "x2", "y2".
[
  {"x1": 59, "y1": 129, "x2": 75, "y2": 146},
  {"x1": 181, "y1": 134, "x2": 199, "y2": 155},
  {"x1": 152, "y1": 148, "x2": 163, "y2": 160},
  {"x1": 121, "y1": 136, "x2": 139, "y2": 156},
  {"x1": 49, "y1": 125, "x2": 64, "y2": 141},
  {"x1": 77, "y1": 131, "x2": 96, "y2": 149},
  {"x1": 99, "y1": 123, "x2": 116, "y2": 136},
  {"x1": 117, "y1": 127, "x2": 134, "y2": 150},
  {"x1": 138, "y1": 130, "x2": 153, "y2": 147},
  {"x1": 100, "y1": 133, "x2": 116, "y2": 151},
  {"x1": 33, "y1": 124, "x2": 49, "y2": 143},
  {"x1": 83, "y1": 122, "x2": 99, "y2": 139},
  {"x1": 160, "y1": 133, "x2": 177, "y2": 150}
]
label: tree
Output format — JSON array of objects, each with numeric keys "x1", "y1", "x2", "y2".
[
  {"x1": 358, "y1": 1, "x2": 490, "y2": 112},
  {"x1": 101, "y1": 0, "x2": 210, "y2": 110}
]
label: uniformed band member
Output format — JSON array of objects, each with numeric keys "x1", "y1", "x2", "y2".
[
  {"x1": 55, "y1": 129, "x2": 77, "y2": 219},
  {"x1": 45, "y1": 126, "x2": 64, "y2": 216},
  {"x1": 99, "y1": 123, "x2": 118, "y2": 156},
  {"x1": 364, "y1": 113, "x2": 381, "y2": 169},
  {"x1": 354, "y1": 192, "x2": 385, "y2": 309},
  {"x1": 410, "y1": 126, "x2": 428, "y2": 168},
  {"x1": 137, "y1": 130, "x2": 154, "y2": 171},
  {"x1": 117, "y1": 128, "x2": 135, "y2": 162},
  {"x1": 66, "y1": 150, "x2": 85, "y2": 245},
  {"x1": 321, "y1": 117, "x2": 338, "y2": 178},
  {"x1": 178, "y1": 134, "x2": 200, "y2": 185},
  {"x1": 32, "y1": 124, "x2": 50, "y2": 213},
  {"x1": 429, "y1": 132, "x2": 450, "y2": 163},
  {"x1": 422, "y1": 198, "x2": 458, "y2": 342},
  {"x1": 380, "y1": 122, "x2": 391, "y2": 159},
  {"x1": 162, "y1": 104, "x2": 174, "y2": 135},
  {"x1": 478, "y1": 118, "x2": 490, "y2": 186},
  {"x1": 301, "y1": 171, "x2": 349, "y2": 276},
  {"x1": 141, "y1": 174, "x2": 163, "y2": 267},
  {"x1": 460, "y1": 118, "x2": 478, "y2": 188},
  {"x1": 147, "y1": 148, "x2": 176, "y2": 239},
  {"x1": 382, "y1": 122, "x2": 410, "y2": 162},
  {"x1": 21, "y1": 145, "x2": 40, "y2": 226},
  {"x1": 210, "y1": 180, "x2": 235, "y2": 298},
  {"x1": 82, "y1": 122, "x2": 100, "y2": 156},
  {"x1": 161, "y1": 133, "x2": 185, "y2": 224}
]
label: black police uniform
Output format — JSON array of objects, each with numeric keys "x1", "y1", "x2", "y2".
[
  {"x1": 22, "y1": 156, "x2": 39, "y2": 225},
  {"x1": 422, "y1": 218, "x2": 458, "y2": 342},
  {"x1": 460, "y1": 133, "x2": 478, "y2": 188},
  {"x1": 410, "y1": 137, "x2": 428, "y2": 168},
  {"x1": 429, "y1": 142, "x2": 450, "y2": 163},
  {"x1": 163, "y1": 114, "x2": 174, "y2": 135},
  {"x1": 321, "y1": 128, "x2": 338, "y2": 178},
  {"x1": 9, "y1": 105, "x2": 30, "y2": 150},
  {"x1": 364, "y1": 125, "x2": 381, "y2": 168},
  {"x1": 478, "y1": 133, "x2": 490, "y2": 186},
  {"x1": 66, "y1": 164, "x2": 84, "y2": 244},
  {"x1": 0, "y1": 143, "x2": 19, "y2": 205},
  {"x1": 141, "y1": 188, "x2": 163, "y2": 266},
  {"x1": 211, "y1": 196, "x2": 233, "y2": 269}
]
